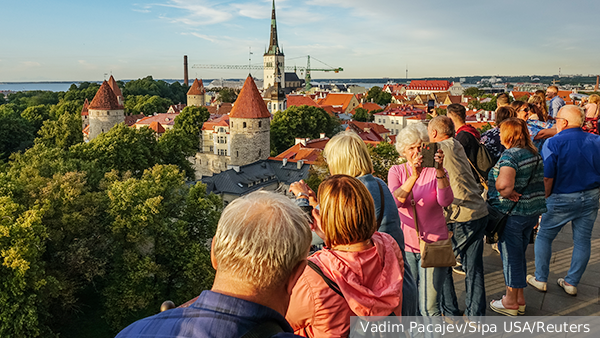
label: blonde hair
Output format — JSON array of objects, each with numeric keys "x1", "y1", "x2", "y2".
[
  {"x1": 323, "y1": 130, "x2": 373, "y2": 177},
  {"x1": 395, "y1": 122, "x2": 429, "y2": 157},
  {"x1": 317, "y1": 175, "x2": 377, "y2": 248},
  {"x1": 528, "y1": 95, "x2": 548, "y2": 122},
  {"x1": 212, "y1": 191, "x2": 311, "y2": 289},
  {"x1": 589, "y1": 94, "x2": 600, "y2": 104}
]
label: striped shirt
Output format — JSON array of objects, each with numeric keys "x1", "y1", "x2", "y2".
[{"x1": 487, "y1": 147, "x2": 547, "y2": 216}]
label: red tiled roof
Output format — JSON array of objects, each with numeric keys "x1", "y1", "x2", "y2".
[
  {"x1": 286, "y1": 94, "x2": 319, "y2": 107},
  {"x1": 375, "y1": 105, "x2": 426, "y2": 117},
  {"x1": 206, "y1": 103, "x2": 233, "y2": 115},
  {"x1": 319, "y1": 105, "x2": 338, "y2": 116},
  {"x1": 187, "y1": 79, "x2": 205, "y2": 95},
  {"x1": 134, "y1": 113, "x2": 179, "y2": 127},
  {"x1": 82, "y1": 124, "x2": 90, "y2": 135},
  {"x1": 168, "y1": 103, "x2": 187, "y2": 113},
  {"x1": 511, "y1": 91, "x2": 532, "y2": 100},
  {"x1": 346, "y1": 121, "x2": 388, "y2": 145},
  {"x1": 108, "y1": 75, "x2": 123, "y2": 99},
  {"x1": 448, "y1": 95, "x2": 462, "y2": 104},
  {"x1": 407, "y1": 80, "x2": 452, "y2": 91},
  {"x1": 229, "y1": 76, "x2": 271, "y2": 119},
  {"x1": 319, "y1": 93, "x2": 356, "y2": 111},
  {"x1": 272, "y1": 137, "x2": 330, "y2": 164},
  {"x1": 81, "y1": 98, "x2": 89, "y2": 116},
  {"x1": 149, "y1": 121, "x2": 166, "y2": 134},
  {"x1": 350, "y1": 121, "x2": 390, "y2": 135},
  {"x1": 202, "y1": 114, "x2": 230, "y2": 131},
  {"x1": 89, "y1": 81, "x2": 121, "y2": 110},
  {"x1": 356, "y1": 102, "x2": 382, "y2": 113},
  {"x1": 124, "y1": 113, "x2": 145, "y2": 126}
]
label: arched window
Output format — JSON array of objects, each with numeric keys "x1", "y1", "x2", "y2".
[
  {"x1": 243, "y1": 122, "x2": 247, "y2": 128},
  {"x1": 107, "y1": 111, "x2": 110, "y2": 116}
]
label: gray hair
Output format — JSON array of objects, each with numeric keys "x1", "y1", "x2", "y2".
[
  {"x1": 558, "y1": 105, "x2": 585, "y2": 127},
  {"x1": 395, "y1": 122, "x2": 429, "y2": 157},
  {"x1": 428, "y1": 116, "x2": 455, "y2": 137},
  {"x1": 212, "y1": 191, "x2": 311, "y2": 289}
]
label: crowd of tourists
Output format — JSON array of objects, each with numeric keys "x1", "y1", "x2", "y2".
[{"x1": 115, "y1": 92, "x2": 600, "y2": 337}]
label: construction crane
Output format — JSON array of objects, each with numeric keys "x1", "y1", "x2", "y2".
[{"x1": 192, "y1": 55, "x2": 342, "y2": 91}]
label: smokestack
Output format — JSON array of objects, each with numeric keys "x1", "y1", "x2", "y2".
[
  {"x1": 596, "y1": 75, "x2": 599, "y2": 92},
  {"x1": 184, "y1": 55, "x2": 189, "y2": 86}
]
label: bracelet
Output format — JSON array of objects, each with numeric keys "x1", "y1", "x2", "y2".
[{"x1": 436, "y1": 174, "x2": 447, "y2": 179}]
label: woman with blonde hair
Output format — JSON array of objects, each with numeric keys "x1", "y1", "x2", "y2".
[
  {"x1": 289, "y1": 130, "x2": 417, "y2": 316},
  {"x1": 286, "y1": 175, "x2": 405, "y2": 337},
  {"x1": 528, "y1": 94, "x2": 548, "y2": 122},
  {"x1": 388, "y1": 122, "x2": 453, "y2": 316},
  {"x1": 487, "y1": 118, "x2": 546, "y2": 316}
]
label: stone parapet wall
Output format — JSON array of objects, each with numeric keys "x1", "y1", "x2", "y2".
[{"x1": 88, "y1": 108, "x2": 125, "y2": 139}]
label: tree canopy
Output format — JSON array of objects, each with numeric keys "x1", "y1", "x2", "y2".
[
  {"x1": 270, "y1": 105, "x2": 340, "y2": 156},
  {"x1": 365, "y1": 86, "x2": 392, "y2": 106},
  {"x1": 173, "y1": 105, "x2": 210, "y2": 148},
  {"x1": 353, "y1": 107, "x2": 375, "y2": 122}
]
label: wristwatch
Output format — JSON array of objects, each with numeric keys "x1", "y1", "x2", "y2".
[{"x1": 296, "y1": 192, "x2": 309, "y2": 199}]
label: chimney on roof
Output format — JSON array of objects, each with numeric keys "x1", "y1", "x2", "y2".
[
  {"x1": 282, "y1": 158, "x2": 288, "y2": 166},
  {"x1": 491, "y1": 111, "x2": 496, "y2": 121},
  {"x1": 476, "y1": 113, "x2": 481, "y2": 122},
  {"x1": 320, "y1": 133, "x2": 325, "y2": 139},
  {"x1": 184, "y1": 55, "x2": 189, "y2": 86},
  {"x1": 297, "y1": 160, "x2": 304, "y2": 169},
  {"x1": 295, "y1": 138, "x2": 307, "y2": 146}
]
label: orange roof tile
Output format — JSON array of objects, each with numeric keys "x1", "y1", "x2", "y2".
[
  {"x1": 135, "y1": 113, "x2": 178, "y2": 126},
  {"x1": 82, "y1": 124, "x2": 90, "y2": 135},
  {"x1": 407, "y1": 80, "x2": 452, "y2": 91},
  {"x1": 202, "y1": 114, "x2": 230, "y2": 131},
  {"x1": 149, "y1": 121, "x2": 166, "y2": 134},
  {"x1": 286, "y1": 94, "x2": 319, "y2": 107},
  {"x1": 350, "y1": 121, "x2": 390, "y2": 135},
  {"x1": 206, "y1": 103, "x2": 233, "y2": 115},
  {"x1": 124, "y1": 113, "x2": 145, "y2": 126},
  {"x1": 81, "y1": 98, "x2": 89, "y2": 116},
  {"x1": 187, "y1": 79, "x2": 205, "y2": 95},
  {"x1": 272, "y1": 136, "x2": 330, "y2": 164},
  {"x1": 89, "y1": 81, "x2": 121, "y2": 110},
  {"x1": 108, "y1": 75, "x2": 123, "y2": 98},
  {"x1": 319, "y1": 93, "x2": 356, "y2": 111},
  {"x1": 229, "y1": 76, "x2": 271, "y2": 119}
]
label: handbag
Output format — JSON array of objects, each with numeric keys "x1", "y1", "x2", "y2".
[
  {"x1": 405, "y1": 164, "x2": 456, "y2": 268},
  {"x1": 485, "y1": 157, "x2": 540, "y2": 244}
]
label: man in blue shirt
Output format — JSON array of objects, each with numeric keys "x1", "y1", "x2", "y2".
[
  {"x1": 527, "y1": 105, "x2": 600, "y2": 296},
  {"x1": 116, "y1": 191, "x2": 312, "y2": 338},
  {"x1": 546, "y1": 85, "x2": 565, "y2": 118}
]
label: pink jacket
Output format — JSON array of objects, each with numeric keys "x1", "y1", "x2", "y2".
[{"x1": 286, "y1": 232, "x2": 404, "y2": 338}]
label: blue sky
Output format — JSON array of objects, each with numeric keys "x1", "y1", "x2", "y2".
[{"x1": 1, "y1": 0, "x2": 599, "y2": 82}]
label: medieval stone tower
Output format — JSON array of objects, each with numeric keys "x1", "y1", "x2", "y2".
[
  {"x1": 229, "y1": 75, "x2": 271, "y2": 167},
  {"x1": 263, "y1": 0, "x2": 284, "y2": 90},
  {"x1": 187, "y1": 78, "x2": 205, "y2": 106},
  {"x1": 88, "y1": 80, "x2": 125, "y2": 140},
  {"x1": 108, "y1": 75, "x2": 124, "y2": 106}
]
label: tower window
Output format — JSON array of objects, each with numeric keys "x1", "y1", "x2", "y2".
[
  {"x1": 259, "y1": 121, "x2": 262, "y2": 128},
  {"x1": 259, "y1": 149, "x2": 262, "y2": 157},
  {"x1": 236, "y1": 151, "x2": 239, "y2": 157},
  {"x1": 243, "y1": 122, "x2": 247, "y2": 128},
  {"x1": 107, "y1": 111, "x2": 110, "y2": 115}
]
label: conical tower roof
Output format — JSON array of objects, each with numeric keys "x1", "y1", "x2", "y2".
[
  {"x1": 89, "y1": 81, "x2": 121, "y2": 110},
  {"x1": 230, "y1": 76, "x2": 271, "y2": 119},
  {"x1": 187, "y1": 78, "x2": 205, "y2": 95},
  {"x1": 108, "y1": 75, "x2": 123, "y2": 98},
  {"x1": 81, "y1": 98, "x2": 89, "y2": 116}
]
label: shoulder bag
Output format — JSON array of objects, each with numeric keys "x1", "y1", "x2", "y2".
[
  {"x1": 485, "y1": 157, "x2": 540, "y2": 244},
  {"x1": 405, "y1": 164, "x2": 456, "y2": 268}
]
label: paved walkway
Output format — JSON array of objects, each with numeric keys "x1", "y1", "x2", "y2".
[{"x1": 451, "y1": 211, "x2": 600, "y2": 316}]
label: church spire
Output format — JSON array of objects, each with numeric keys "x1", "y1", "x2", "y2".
[{"x1": 266, "y1": 0, "x2": 282, "y2": 55}]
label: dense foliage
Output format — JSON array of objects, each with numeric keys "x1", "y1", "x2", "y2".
[
  {"x1": 365, "y1": 86, "x2": 392, "y2": 106},
  {"x1": 367, "y1": 142, "x2": 405, "y2": 183},
  {"x1": 0, "y1": 80, "x2": 221, "y2": 338},
  {"x1": 270, "y1": 105, "x2": 340, "y2": 156}
]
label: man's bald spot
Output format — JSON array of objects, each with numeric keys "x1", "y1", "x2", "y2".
[{"x1": 558, "y1": 105, "x2": 585, "y2": 127}]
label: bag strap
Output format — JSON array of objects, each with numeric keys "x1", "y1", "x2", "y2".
[
  {"x1": 404, "y1": 163, "x2": 421, "y2": 239},
  {"x1": 467, "y1": 157, "x2": 489, "y2": 190},
  {"x1": 240, "y1": 321, "x2": 284, "y2": 338},
  {"x1": 376, "y1": 180, "x2": 385, "y2": 228},
  {"x1": 506, "y1": 156, "x2": 540, "y2": 215},
  {"x1": 307, "y1": 260, "x2": 344, "y2": 299}
]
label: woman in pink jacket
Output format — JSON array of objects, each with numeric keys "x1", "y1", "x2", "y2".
[
  {"x1": 388, "y1": 123, "x2": 453, "y2": 316},
  {"x1": 286, "y1": 175, "x2": 404, "y2": 338}
]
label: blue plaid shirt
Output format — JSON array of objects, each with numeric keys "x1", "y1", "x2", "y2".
[{"x1": 116, "y1": 291, "x2": 299, "y2": 338}]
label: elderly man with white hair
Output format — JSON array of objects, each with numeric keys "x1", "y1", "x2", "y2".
[
  {"x1": 528, "y1": 105, "x2": 600, "y2": 296},
  {"x1": 116, "y1": 191, "x2": 312, "y2": 338}
]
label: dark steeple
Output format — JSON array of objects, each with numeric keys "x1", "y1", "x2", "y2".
[{"x1": 265, "y1": 0, "x2": 283, "y2": 56}]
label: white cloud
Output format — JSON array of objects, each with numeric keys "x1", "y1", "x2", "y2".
[
  {"x1": 78, "y1": 60, "x2": 97, "y2": 70},
  {"x1": 155, "y1": 0, "x2": 233, "y2": 25}
]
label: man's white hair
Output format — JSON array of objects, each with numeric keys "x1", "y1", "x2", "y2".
[
  {"x1": 395, "y1": 122, "x2": 429, "y2": 156},
  {"x1": 212, "y1": 191, "x2": 311, "y2": 289}
]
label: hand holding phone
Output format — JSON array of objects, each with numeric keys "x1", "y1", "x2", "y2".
[{"x1": 421, "y1": 142, "x2": 438, "y2": 168}]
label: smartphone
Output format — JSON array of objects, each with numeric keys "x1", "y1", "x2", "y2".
[{"x1": 421, "y1": 142, "x2": 438, "y2": 168}]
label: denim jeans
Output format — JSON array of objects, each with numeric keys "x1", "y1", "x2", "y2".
[
  {"x1": 499, "y1": 214, "x2": 539, "y2": 288},
  {"x1": 440, "y1": 216, "x2": 487, "y2": 317},
  {"x1": 534, "y1": 188, "x2": 600, "y2": 286},
  {"x1": 405, "y1": 251, "x2": 448, "y2": 316}
]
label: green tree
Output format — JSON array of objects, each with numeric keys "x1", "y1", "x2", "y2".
[
  {"x1": 463, "y1": 87, "x2": 484, "y2": 98},
  {"x1": 0, "y1": 94, "x2": 6, "y2": 105},
  {"x1": 36, "y1": 112, "x2": 83, "y2": 150},
  {"x1": 217, "y1": 87, "x2": 238, "y2": 103},
  {"x1": 124, "y1": 95, "x2": 173, "y2": 115},
  {"x1": 353, "y1": 107, "x2": 374, "y2": 122},
  {"x1": 0, "y1": 106, "x2": 35, "y2": 160},
  {"x1": 173, "y1": 105, "x2": 210, "y2": 146},
  {"x1": 270, "y1": 105, "x2": 340, "y2": 155},
  {"x1": 157, "y1": 129, "x2": 197, "y2": 180},
  {"x1": 365, "y1": 86, "x2": 392, "y2": 106},
  {"x1": 367, "y1": 142, "x2": 405, "y2": 183},
  {"x1": 21, "y1": 104, "x2": 51, "y2": 131},
  {"x1": 60, "y1": 82, "x2": 101, "y2": 102}
]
